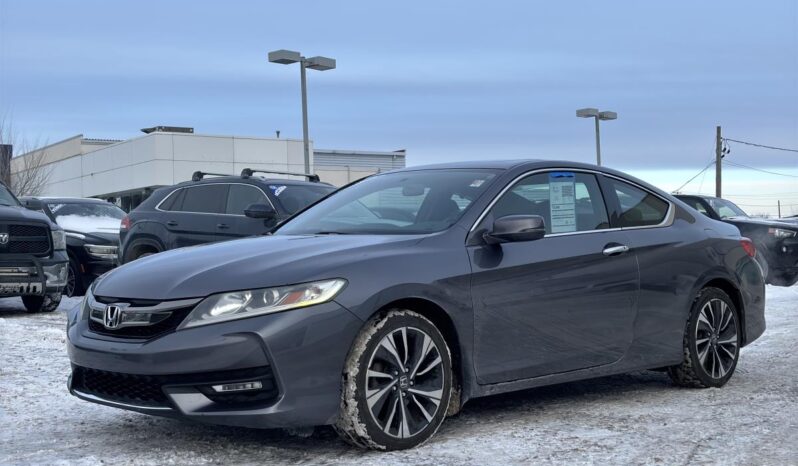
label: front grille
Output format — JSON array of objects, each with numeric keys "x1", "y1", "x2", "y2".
[
  {"x1": 72, "y1": 366, "x2": 278, "y2": 408},
  {"x1": 0, "y1": 223, "x2": 51, "y2": 256},
  {"x1": 88, "y1": 305, "x2": 193, "y2": 339},
  {"x1": 72, "y1": 366, "x2": 170, "y2": 407}
]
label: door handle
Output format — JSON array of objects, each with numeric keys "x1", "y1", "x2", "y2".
[
  {"x1": 166, "y1": 221, "x2": 178, "y2": 227},
  {"x1": 603, "y1": 244, "x2": 630, "y2": 256},
  {"x1": 217, "y1": 223, "x2": 230, "y2": 230}
]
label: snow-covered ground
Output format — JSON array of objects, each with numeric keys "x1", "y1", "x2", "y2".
[{"x1": 1, "y1": 288, "x2": 796, "y2": 465}]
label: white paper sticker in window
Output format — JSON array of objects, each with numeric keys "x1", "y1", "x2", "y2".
[{"x1": 549, "y1": 172, "x2": 576, "y2": 233}]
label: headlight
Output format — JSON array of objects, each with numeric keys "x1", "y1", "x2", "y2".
[
  {"x1": 85, "y1": 244, "x2": 118, "y2": 260},
  {"x1": 179, "y1": 278, "x2": 347, "y2": 329},
  {"x1": 80, "y1": 287, "x2": 93, "y2": 320},
  {"x1": 769, "y1": 228, "x2": 797, "y2": 239},
  {"x1": 51, "y1": 230, "x2": 66, "y2": 250}
]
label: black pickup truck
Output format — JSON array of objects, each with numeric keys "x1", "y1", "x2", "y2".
[{"x1": 0, "y1": 182, "x2": 68, "y2": 312}]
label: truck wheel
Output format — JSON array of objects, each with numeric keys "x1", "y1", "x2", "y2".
[
  {"x1": 65, "y1": 257, "x2": 85, "y2": 297},
  {"x1": 22, "y1": 294, "x2": 62, "y2": 313}
]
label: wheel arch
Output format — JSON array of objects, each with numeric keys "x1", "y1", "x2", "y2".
[
  {"x1": 698, "y1": 277, "x2": 746, "y2": 345},
  {"x1": 122, "y1": 235, "x2": 164, "y2": 263}
]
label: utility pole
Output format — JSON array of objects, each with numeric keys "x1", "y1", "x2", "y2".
[
  {"x1": 715, "y1": 126, "x2": 722, "y2": 198},
  {"x1": 777, "y1": 200, "x2": 781, "y2": 218}
]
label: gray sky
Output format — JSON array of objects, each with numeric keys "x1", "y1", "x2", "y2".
[{"x1": 1, "y1": 1, "x2": 796, "y2": 213}]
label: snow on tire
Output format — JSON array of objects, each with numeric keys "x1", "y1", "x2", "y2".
[
  {"x1": 668, "y1": 287, "x2": 741, "y2": 388},
  {"x1": 334, "y1": 309, "x2": 453, "y2": 450}
]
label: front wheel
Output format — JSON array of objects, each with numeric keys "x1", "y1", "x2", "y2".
[
  {"x1": 668, "y1": 287, "x2": 740, "y2": 388},
  {"x1": 64, "y1": 257, "x2": 84, "y2": 297},
  {"x1": 22, "y1": 293, "x2": 62, "y2": 313},
  {"x1": 335, "y1": 309, "x2": 453, "y2": 450}
]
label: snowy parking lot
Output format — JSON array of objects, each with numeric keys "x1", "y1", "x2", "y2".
[{"x1": 1, "y1": 287, "x2": 796, "y2": 465}]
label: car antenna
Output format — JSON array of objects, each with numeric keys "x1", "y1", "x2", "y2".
[{"x1": 240, "y1": 168, "x2": 321, "y2": 183}]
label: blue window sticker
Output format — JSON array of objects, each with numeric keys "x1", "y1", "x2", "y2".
[
  {"x1": 269, "y1": 185, "x2": 287, "y2": 196},
  {"x1": 549, "y1": 172, "x2": 576, "y2": 233}
]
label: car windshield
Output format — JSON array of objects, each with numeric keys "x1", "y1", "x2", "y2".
[
  {"x1": 0, "y1": 186, "x2": 20, "y2": 207},
  {"x1": 709, "y1": 198, "x2": 748, "y2": 219},
  {"x1": 275, "y1": 169, "x2": 498, "y2": 235},
  {"x1": 48, "y1": 202, "x2": 125, "y2": 233}
]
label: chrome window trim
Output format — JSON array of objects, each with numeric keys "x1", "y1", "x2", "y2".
[
  {"x1": 155, "y1": 182, "x2": 277, "y2": 217},
  {"x1": 468, "y1": 167, "x2": 675, "y2": 237},
  {"x1": 71, "y1": 389, "x2": 173, "y2": 411}
]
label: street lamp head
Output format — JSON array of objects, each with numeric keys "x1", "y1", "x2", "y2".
[
  {"x1": 305, "y1": 56, "x2": 336, "y2": 71},
  {"x1": 598, "y1": 111, "x2": 617, "y2": 121},
  {"x1": 576, "y1": 108, "x2": 599, "y2": 118},
  {"x1": 268, "y1": 49, "x2": 302, "y2": 64}
]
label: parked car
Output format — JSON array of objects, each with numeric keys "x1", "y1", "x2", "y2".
[
  {"x1": 777, "y1": 215, "x2": 798, "y2": 226},
  {"x1": 22, "y1": 197, "x2": 124, "y2": 297},
  {"x1": 118, "y1": 169, "x2": 336, "y2": 263},
  {"x1": 675, "y1": 194, "x2": 798, "y2": 286},
  {"x1": 68, "y1": 160, "x2": 765, "y2": 450},
  {"x1": 0, "y1": 184, "x2": 68, "y2": 312}
]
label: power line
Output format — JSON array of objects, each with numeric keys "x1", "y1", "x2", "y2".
[
  {"x1": 724, "y1": 138, "x2": 798, "y2": 154},
  {"x1": 722, "y1": 160, "x2": 798, "y2": 178},
  {"x1": 673, "y1": 159, "x2": 715, "y2": 193}
]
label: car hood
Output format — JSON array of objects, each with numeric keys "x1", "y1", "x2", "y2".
[
  {"x1": 72, "y1": 230, "x2": 119, "y2": 244},
  {"x1": 0, "y1": 205, "x2": 55, "y2": 225},
  {"x1": 94, "y1": 234, "x2": 423, "y2": 300},
  {"x1": 726, "y1": 216, "x2": 798, "y2": 230}
]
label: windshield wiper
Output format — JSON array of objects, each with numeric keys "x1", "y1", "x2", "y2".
[{"x1": 312, "y1": 231, "x2": 351, "y2": 235}]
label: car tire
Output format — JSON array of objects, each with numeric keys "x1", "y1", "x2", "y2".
[
  {"x1": 65, "y1": 257, "x2": 85, "y2": 297},
  {"x1": 22, "y1": 293, "x2": 62, "y2": 313},
  {"x1": 334, "y1": 309, "x2": 453, "y2": 450},
  {"x1": 668, "y1": 287, "x2": 741, "y2": 388}
]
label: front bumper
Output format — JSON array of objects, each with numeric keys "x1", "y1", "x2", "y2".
[
  {"x1": 0, "y1": 251, "x2": 68, "y2": 296},
  {"x1": 66, "y1": 300, "x2": 364, "y2": 429}
]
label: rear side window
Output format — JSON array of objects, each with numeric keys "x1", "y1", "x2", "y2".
[
  {"x1": 179, "y1": 184, "x2": 228, "y2": 214},
  {"x1": 271, "y1": 185, "x2": 336, "y2": 215},
  {"x1": 226, "y1": 184, "x2": 269, "y2": 215},
  {"x1": 159, "y1": 188, "x2": 185, "y2": 211},
  {"x1": 608, "y1": 179, "x2": 669, "y2": 227},
  {"x1": 489, "y1": 171, "x2": 610, "y2": 234}
]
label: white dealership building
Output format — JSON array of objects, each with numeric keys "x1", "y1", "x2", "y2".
[{"x1": 11, "y1": 127, "x2": 405, "y2": 210}]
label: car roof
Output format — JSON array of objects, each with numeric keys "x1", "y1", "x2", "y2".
[{"x1": 21, "y1": 196, "x2": 113, "y2": 204}]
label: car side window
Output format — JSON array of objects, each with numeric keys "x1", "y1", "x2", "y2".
[
  {"x1": 685, "y1": 198, "x2": 711, "y2": 217},
  {"x1": 159, "y1": 188, "x2": 185, "y2": 211},
  {"x1": 226, "y1": 185, "x2": 268, "y2": 215},
  {"x1": 608, "y1": 179, "x2": 669, "y2": 227},
  {"x1": 179, "y1": 184, "x2": 228, "y2": 214},
  {"x1": 489, "y1": 172, "x2": 609, "y2": 234}
]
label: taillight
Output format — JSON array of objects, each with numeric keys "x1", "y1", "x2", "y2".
[
  {"x1": 120, "y1": 215, "x2": 131, "y2": 231},
  {"x1": 740, "y1": 237, "x2": 756, "y2": 258}
]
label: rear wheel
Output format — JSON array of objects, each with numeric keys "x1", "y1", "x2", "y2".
[
  {"x1": 22, "y1": 293, "x2": 62, "y2": 313},
  {"x1": 335, "y1": 309, "x2": 453, "y2": 450},
  {"x1": 668, "y1": 287, "x2": 740, "y2": 388}
]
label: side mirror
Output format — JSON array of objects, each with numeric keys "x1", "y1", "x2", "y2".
[
  {"x1": 244, "y1": 203, "x2": 277, "y2": 219},
  {"x1": 23, "y1": 198, "x2": 43, "y2": 211},
  {"x1": 484, "y1": 215, "x2": 546, "y2": 244}
]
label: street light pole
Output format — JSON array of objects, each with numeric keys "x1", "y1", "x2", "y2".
[
  {"x1": 268, "y1": 49, "x2": 336, "y2": 175},
  {"x1": 299, "y1": 60, "x2": 310, "y2": 174},
  {"x1": 594, "y1": 115, "x2": 602, "y2": 167},
  {"x1": 576, "y1": 108, "x2": 617, "y2": 166}
]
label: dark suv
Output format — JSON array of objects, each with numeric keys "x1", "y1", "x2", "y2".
[
  {"x1": 119, "y1": 169, "x2": 336, "y2": 263},
  {"x1": 0, "y1": 183, "x2": 68, "y2": 312},
  {"x1": 22, "y1": 197, "x2": 125, "y2": 297}
]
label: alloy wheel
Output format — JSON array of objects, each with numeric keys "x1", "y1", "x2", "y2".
[
  {"x1": 695, "y1": 298, "x2": 738, "y2": 379},
  {"x1": 364, "y1": 326, "x2": 445, "y2": 439}
]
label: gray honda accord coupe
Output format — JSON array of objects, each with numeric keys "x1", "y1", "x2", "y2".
[{"x1": 67, "y1": 160, "x2": 766, "y2": 450}]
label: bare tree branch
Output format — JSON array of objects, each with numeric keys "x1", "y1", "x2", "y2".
[{"x1": 0, "y1": 114, "x2": 53, "y2": 196}]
